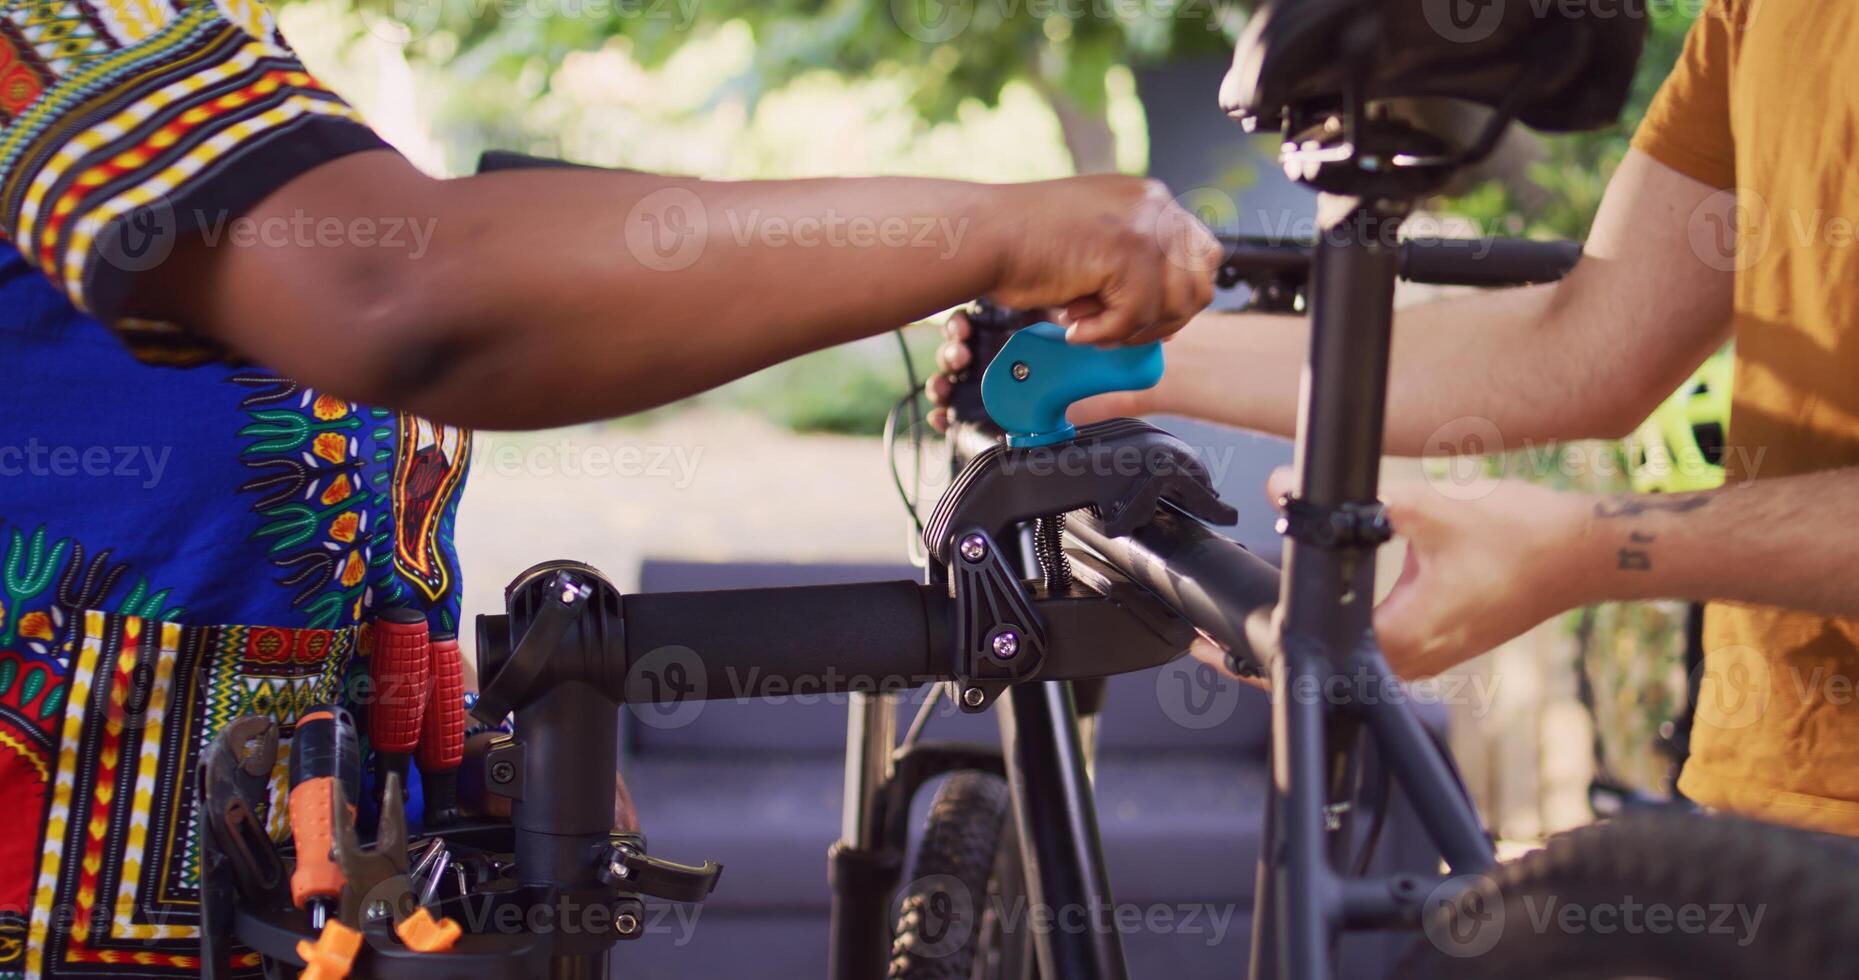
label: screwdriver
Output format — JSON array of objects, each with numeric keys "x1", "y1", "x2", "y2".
[
  {"x1": 371, "y1": 608, "x2": 432, "y2": 813},
  {"x1": 289, "y1": 705, "x2": 360, "y2": 930},
  {"x1": 417, "y1": 631, "x2": 466, "y2": 827}
]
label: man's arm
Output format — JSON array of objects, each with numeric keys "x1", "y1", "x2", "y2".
[
  {"x1": 1318, "y1": 468, "x2": 1859, "y2": 678},
  {"x1": 935, "y1": 150, "x2": 1735, "y2": 451},
  {"x1": 1147, "y1": 150, "x2": 1736, "y2": 451},
  {"x1": 141, "y1": 151, "x2": 1217, "y2": 430}
]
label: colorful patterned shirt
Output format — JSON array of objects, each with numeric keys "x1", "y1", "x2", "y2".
[{"x1": 0, "y1": 2, "x2": 470, "y2": 975}]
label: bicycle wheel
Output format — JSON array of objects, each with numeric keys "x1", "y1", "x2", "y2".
[
  {"x1": 889, "y1": 771, "x2": 1036, "y2": 980},
  {"x1": 1397, "y1": 810, "x2": 1859, "y2": 979}
]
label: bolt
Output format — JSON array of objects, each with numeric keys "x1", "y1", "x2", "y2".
[
  {"x1": 1011, "y1": 361, "x2": 1030, "y2": 381},
  {"x1": 962, "y1": 687, "x2": 986, "y2": 708},
  {"x1": 616, "y1": 912, "x2": 641, "y2": 936},
  {"x1": 490, "y1": 760, "x2": 516, "y2": 784},
  {"x1": 958, "y1": 533, "x2": 988, "y2": 563},
  {"x1": 991, "y1": 629, "x2": 1019, "y2": 660},
  {"x1": 368, "y1": 899, "x2": 391, "y2": 921}
]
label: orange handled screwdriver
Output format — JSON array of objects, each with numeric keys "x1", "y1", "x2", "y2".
[
  {"x1": 416, "y1": 631, "x2": 466, "y2": 828},
  {"x1": 289, "y1": 705, "x2": 360, "y2": 930},
  {"x1": 370, "y1": 608, "x2": 431, "y2": 812}
]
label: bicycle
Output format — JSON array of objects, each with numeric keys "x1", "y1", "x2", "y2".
[{"x1": 197, "y1": 1, "x2": 1859, "y2": 977}]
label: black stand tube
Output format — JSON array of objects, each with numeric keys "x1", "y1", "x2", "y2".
[{"x1": 998, "y1": 681, "x2": 1129, "y2": 980}]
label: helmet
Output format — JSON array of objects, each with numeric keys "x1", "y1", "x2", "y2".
[{"x1": 1625, "y1": 348, "x2": 1733, "y2": 494}]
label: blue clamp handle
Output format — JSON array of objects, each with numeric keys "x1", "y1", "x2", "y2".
[{"x1": 980, "y1": 322, "x2": 1164, "y2": 448}]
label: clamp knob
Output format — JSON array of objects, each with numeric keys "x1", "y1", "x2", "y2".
[{"x1": 980, "y1": 323, "x2": 1164, "y2": 447}]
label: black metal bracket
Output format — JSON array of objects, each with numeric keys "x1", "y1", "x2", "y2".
[
  {"x1": 1275, "y1": 495, "x2": 1392, "y2": 551},
  {"x1": 925, "y1": 418, "x2": 1237, "y2": 562},
  {"x1": 598, "y1": 832, "x2": 722, "y2": 906},
  {"x1": 946, "y1": 526, "x2": 1048, "y2": 711}
]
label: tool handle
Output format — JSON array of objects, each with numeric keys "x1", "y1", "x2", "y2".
[
  {"x1": 288, "y1": 780, "x2": 352, "y2": 908},
  {"x1": 289, "y1": 707, "x2": 359, "y2": 909},
  {"x1": 980, "y1": 322, "x2": 1164, "y2": 447},
  {"x1": 416, "y1": 633, "x2": 465, "y2": 772},
  {"x1": 370, "y1": 609, "x2": 432, "y2": 754}
]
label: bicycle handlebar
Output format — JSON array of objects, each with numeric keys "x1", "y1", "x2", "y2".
[
  {"x1": 1219, "y1": 233, "x2": 1579, "y2": 290},
  {"x1": 619, "y1": 581, "x2": 948, "y2": 701}
]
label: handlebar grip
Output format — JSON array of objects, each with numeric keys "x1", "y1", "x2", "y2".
[
  {"x1": 620, "y1": 581, "x2": 947, "y2": 702},
  {"x1": 369, "y1": 609, "x2": 431, "y2": 755},
  {"x1": 417, "y1": 634, "x2": 465, "y2": 772},
  {"x1": 1398, "y1": 237, "x2": 1581, "y2": 287}
]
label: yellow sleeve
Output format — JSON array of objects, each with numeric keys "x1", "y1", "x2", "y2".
[{"x1": 1631, "y1": 0, "x2": 1741, "y2": 190}]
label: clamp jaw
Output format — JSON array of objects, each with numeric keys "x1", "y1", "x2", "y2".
[{"x1": 929, "y1": 320, "x2": 1240, "y2": 710}]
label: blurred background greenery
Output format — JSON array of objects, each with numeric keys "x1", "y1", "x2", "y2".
[{"x1": 288, "y1": 0, "x2": 1710, "y2": 805}]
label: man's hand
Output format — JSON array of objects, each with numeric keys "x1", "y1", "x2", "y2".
[
  {"x1": 1266, "y1": 468, "x2": 1592, "y2": 678},
  {"x1": 987, "y1": 176, "x2": 1220, "y2": 346}
]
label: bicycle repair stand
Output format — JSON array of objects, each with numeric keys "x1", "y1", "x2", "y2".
[
  {"x1": 202, "y1": 564, "x2": 724, "y2": 979},
  {"x1": 829, "y1": 312, "x2": 1251, "y2": 980}
]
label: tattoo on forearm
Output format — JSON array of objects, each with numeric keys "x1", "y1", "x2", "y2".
[
  {"x1": 1593, "y1": 496, "x2": 1710, "y2": 519},
  {"x1": 1617, "y1": 530, "x2": 1656, "y2": 572}
]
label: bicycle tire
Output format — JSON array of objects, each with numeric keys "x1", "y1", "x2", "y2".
[
  {"x1": 1397, "y1": 810, "x2": 1859, "y2": 979},
  {"x1": 890, "y1": 771, "x2": 1030, "y2": 980}
]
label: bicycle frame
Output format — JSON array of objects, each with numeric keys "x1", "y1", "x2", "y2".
[{"x1": 828, "y1": 200, "x2": 1579, "y2": 980}]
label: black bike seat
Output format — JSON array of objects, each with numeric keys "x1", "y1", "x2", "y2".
[{"x1": 1221, "y1": 0, "x2": 1646, "y2": 134}]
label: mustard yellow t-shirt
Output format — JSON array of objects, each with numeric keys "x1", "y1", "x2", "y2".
[{"x1": 1633, "y1": 0, "x2": 1859, "y2": 833}]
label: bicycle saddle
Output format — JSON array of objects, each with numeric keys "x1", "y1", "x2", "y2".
[{"x1": 1221, "y1": 0, "x2": 1646, "y2": 134}]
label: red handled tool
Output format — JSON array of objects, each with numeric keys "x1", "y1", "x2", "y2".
[
  {"x1": 369, "y1": 608, "x2": 431, "y2": 811},
  {"x1": 416, "y1": 631, "x2": 466, "y2": 827}
]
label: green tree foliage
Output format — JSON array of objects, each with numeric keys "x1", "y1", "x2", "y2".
[
  {"x1": 349, "y1": 0, "x2": 1237, "y2": 168},
  {"x1": 1442, "y1": 5, "x2": 1698, "y2": 240}
]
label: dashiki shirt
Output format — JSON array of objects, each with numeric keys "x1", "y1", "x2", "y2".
[{"x1": 0, "y1": 1, "x2": 470, "y2": 975}]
